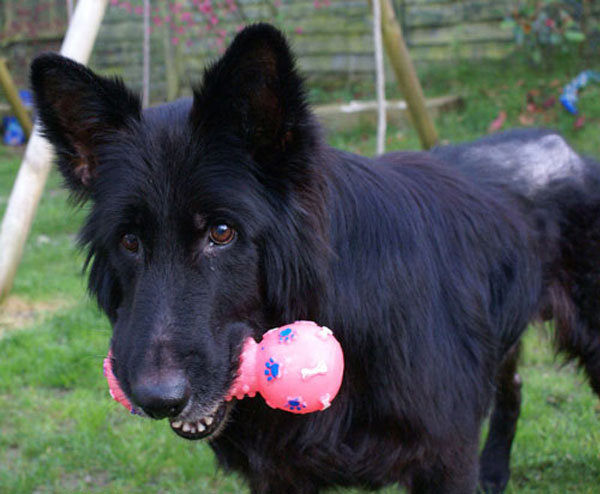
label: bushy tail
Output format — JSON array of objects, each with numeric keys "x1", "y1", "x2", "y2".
[{"x1": 538, "y1": 157, "x2": 600, "y2": 396}]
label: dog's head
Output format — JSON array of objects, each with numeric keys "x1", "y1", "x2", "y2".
[{"x1": 31, "y1": 24, "x2": 327, "y2": 439}]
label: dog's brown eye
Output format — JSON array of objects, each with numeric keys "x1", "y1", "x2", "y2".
[
  {"x1": 209, "y1": 224, "x2": 235, "y2": 245},
  {"x1": 121, "y1": 233, "x2": 139, "y2": 253}
]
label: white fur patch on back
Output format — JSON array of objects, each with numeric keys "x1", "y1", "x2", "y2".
[{"x1": 476, "y1": 134, "x2": 585, "y2": 194}]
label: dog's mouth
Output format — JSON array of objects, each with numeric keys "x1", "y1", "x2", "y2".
[{"x1": 168, "y1": 401, "x2": 229, "y2": 440}]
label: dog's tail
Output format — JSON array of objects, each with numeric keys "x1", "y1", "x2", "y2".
[{"x1": 537, "y1": 156, "x2": 600, "y2": 397}]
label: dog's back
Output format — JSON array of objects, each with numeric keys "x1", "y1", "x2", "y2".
[{"x1": 432, "y1": 129, "x2": 600, "y2": 395}]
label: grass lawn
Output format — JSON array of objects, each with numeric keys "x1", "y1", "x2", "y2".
[{"x1": 1, "y1": 54, "x2": 599, "y2": 493}]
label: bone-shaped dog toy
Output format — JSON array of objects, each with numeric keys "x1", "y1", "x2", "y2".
[{"x1": 104, "y1": 321, "x2": 344, "y2": 415}]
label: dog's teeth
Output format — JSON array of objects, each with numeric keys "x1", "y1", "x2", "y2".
[
  {"x1": 197, "y1": 422, "x2": 206, "y2": 432},
  {"x1": 171, "y1": 420, "x2": 182, "y2": 429},
  {"x1": 204, "y1": 416, "x2": 214, "y2": 426},
  {"x1": 189, "y1": 425, "x2": 197, "y2": 433},
  {"x1": 182, "y1": 423, "x2": 191, "y2": 432}
]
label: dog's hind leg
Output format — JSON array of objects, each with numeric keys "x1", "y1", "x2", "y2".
[
  {"x1": 579, "y1": 327, "x2": 600, "y2": 397},
  {"x1": 478, "y1": 343, "x2": 522, "y2": 494}
]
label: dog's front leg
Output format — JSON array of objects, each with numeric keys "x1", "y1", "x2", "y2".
[{"x1": 410, "y1": 437, "x2": 480, "y2": 494}]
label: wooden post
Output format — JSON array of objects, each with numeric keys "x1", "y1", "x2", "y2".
[
  {"x1": 0, "y1": 0, "x2": 109, "y2": 302},
  {"x1": 368, "y1": 0, "x2": 438, "y2": 149},
  {"x1": 160, "y1": 1, "x2": 178, "y2": 100},
  {"x1": 0, "y1": 58, "x2": 33, "y2": 138}
]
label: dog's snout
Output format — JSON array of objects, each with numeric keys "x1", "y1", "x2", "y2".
[{"x1": 131, "y1": 373, "x2": 190, "y2": 419}]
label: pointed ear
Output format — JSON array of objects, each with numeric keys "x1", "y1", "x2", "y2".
[
  {"x1": 30, "y1": 54, "x2": 141, "y2": 197},
  {"x1": 191, "y1": 24, "x2": 312, "y2": 167}
]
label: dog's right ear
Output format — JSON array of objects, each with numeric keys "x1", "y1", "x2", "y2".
[{"x1": 30, "y1": 54, "x2": 141, "y2": 197}]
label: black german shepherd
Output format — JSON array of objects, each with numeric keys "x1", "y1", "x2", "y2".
[{"x1": 30, "y1": 24, "x2": 600, "y2": 494}]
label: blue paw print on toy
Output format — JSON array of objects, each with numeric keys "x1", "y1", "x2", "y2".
[
  {"x1": 286, "y1": 397, "x2": 306, "y2": 411},
  {"x1": 278, "y1": 327, "x2": 296, "y2": 344},
  {"x1": 264, "y1": 358, "x2": 280, "y2": 381}
]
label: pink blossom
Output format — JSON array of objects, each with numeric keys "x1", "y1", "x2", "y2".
[
  {"x1": 210, "y1": 15, "x2": 219, "y2": 26},
  {"x1": 134, "y1": 6, "x2": 143, "y2": 15},
  {"x1": 295, "y1": 26, "x2": 304, "y2": 34},
  {"x1": 186, "y1": 39, "x2": 194, "y2": 47},
  {"x1": 110, "y1": 0, "x2": 119, "y2": 5},
  {"x1": 152, "y1": 16, "x2": 162, "y2": 26},
  {"x1": 181, "y1": 12, "x2": 193, "y2": 22},
  {"x1": 171, "y1": 36, "x2": 180, "y2": 45},
  {"x1": 176, "y1": 25, "x2": 185, "y2": 34}
]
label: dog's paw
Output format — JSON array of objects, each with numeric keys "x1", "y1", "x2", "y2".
[{"x1": 478, "y1": 468, "x2": 509, "y2": 494}]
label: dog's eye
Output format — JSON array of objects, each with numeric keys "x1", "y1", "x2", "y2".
[
  {"x1": 120, "y1": 233, "x2": 140, "y2": 253},
  {"x1": 209, "y1": 224, "x2": 236, "y2": 246}
]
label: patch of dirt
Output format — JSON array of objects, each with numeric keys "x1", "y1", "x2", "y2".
[{"x1": 0, "y1": 296, "x2": 70, "y2": 337}]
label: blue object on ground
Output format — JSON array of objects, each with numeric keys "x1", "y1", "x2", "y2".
[
  {"x1": 560, "y1": 70, "x2": 600, "y2": 115},
  {"x1": 2, "y1": 116, "x2": 25, "y2": 146}
]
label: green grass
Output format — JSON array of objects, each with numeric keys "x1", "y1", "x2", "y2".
[{"x1": 1, "y1": 54, "x2": 600, "y2": 493}]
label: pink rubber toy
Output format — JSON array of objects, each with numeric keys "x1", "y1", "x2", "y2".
[
  {"x1": 103, "y1": 351, "x2": 135, "y2": 413},
  {"x1": 225, "y1": 321, "x2": 344, "y2": 413},
  {"x1": 104, "y1": 320, "x2": 344, "y2": 415}
]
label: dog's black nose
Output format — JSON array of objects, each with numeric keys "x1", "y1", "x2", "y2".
[{"x1": 131, "y1": 374, "x2": 190, "y2": 419}]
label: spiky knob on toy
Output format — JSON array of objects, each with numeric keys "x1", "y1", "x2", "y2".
[{"x1": 103, "y1": 321, "x2": 344, "y2": 415}]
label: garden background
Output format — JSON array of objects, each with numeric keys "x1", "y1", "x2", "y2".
[{"x1": 1, "y1": 1, "x2": 600, "y2": 492}]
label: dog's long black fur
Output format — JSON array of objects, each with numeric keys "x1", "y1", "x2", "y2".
[{"x1": 30, "y1": 24, "x2": 600, "y2": 494}]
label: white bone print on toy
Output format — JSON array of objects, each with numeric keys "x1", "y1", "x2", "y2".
[
  {"x1": 317, "y1": 326, "x2": 333, "y2": 340},
  {"x1": 301, "y1": 360, "x2": 328, "y2": 380}
]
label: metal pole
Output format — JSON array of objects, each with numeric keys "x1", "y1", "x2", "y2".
[
  {"x1": 372, "y1": 0, "x2": 386, "y2": 155},
  {"x1": 142, "y1": 0, "x2": 150, "y2": 107}
]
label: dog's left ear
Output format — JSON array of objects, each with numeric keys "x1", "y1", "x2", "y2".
[{"x1": 192, "y1": 23, "x2": 312, "y2": 167}]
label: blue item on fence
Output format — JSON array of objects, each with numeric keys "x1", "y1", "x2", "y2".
[
  {"x1": 2, "y1": 116, "x2": 25, "y2": 146},
  {"x1": 560, "y1": 70, "x2": 600, "y2": 115},
  {"x1": 2, "y1": 89, "x2": 33, "y2": 146}
]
